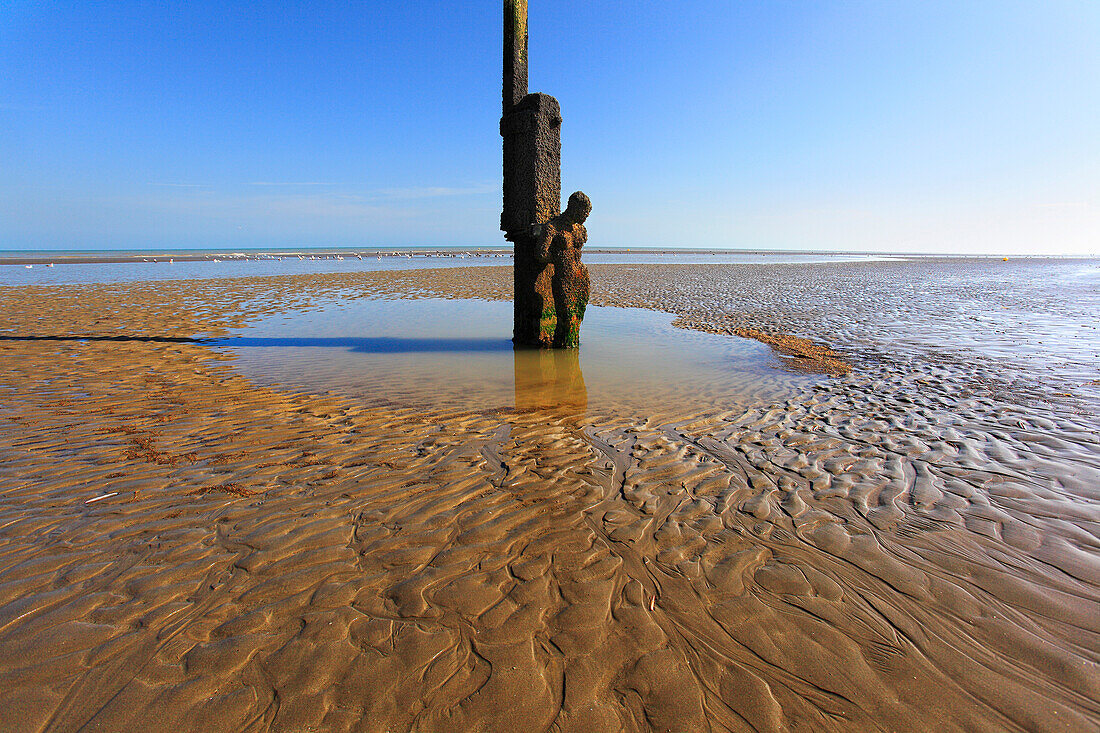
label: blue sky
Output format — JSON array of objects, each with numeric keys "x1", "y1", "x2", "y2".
[{"x1": 1, "y1": 1, "x2": 1097, "y2": 254}]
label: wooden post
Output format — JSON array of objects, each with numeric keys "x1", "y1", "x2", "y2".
[{"x1": 503, "y1": 0, "x2": 528, "y2": 115}]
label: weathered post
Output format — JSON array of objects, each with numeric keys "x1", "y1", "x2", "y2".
[
  {"x1": 502, "y1": 0, "x2": 527, "y2": 115},
  {"x1": 502, "y1": 0, "x2": 589, "y2": 348},
  {"x1": 501, "y1": 0, "x2": 561, "y2": 347}
]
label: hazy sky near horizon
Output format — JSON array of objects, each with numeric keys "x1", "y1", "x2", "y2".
[{"x1": 2, "y1": 1, "x2": 1098, "y2": 254}]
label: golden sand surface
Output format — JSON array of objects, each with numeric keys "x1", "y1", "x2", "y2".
[{"x1": 0, "y1": 262, "x2": 1098, "y2": 732}]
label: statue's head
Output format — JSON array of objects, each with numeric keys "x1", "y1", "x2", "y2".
[{"x1": 565, "y1": 191, "x2": 592, "y2": 225}]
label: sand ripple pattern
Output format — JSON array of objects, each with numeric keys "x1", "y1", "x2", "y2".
[{"x1": 0, "y1": 262, "x2": 1098, "y2": 732}]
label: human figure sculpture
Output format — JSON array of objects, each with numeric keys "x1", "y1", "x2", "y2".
[{"x1": 536, "y1": 191, "x2": 591, "y2": 348}]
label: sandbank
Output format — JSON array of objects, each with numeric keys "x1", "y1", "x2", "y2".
[{"x1": 0, "y1": 260, "x2": 1097, "y2": 731}]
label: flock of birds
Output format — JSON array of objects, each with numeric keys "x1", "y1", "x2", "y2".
[{"x1": 19, "y1": 251, "x2": 511, "y2": 269}]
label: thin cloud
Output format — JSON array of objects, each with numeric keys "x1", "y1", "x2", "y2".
[
  {"x1": 140, "y1": 190, "x2": 405, "y2": 221},
  {"x1": 246, "y1": 181, "x2": 340, "y2": 186},
  {"x1": 142, "y1": 182, "x2": 497, "y2": 197},
  {"x1": 374, "y1": 183, "x2": 497, "y2": 199}
]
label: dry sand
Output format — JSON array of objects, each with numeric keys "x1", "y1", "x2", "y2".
[{"x1": 0, "y1": 260, "x2": 1097, "y2": 732}]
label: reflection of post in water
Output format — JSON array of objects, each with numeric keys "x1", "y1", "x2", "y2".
[{"x1": 514, "y1": 348, "x2": 587, "y2": 412}]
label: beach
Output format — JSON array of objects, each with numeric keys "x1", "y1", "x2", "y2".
[{"x1": 0, "y1": 258, "x2": 1097, "y2": 731}]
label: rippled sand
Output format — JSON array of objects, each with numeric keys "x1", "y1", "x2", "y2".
[{"x1": 0, "y1": 259, "x2": 1097, "y2": 732}]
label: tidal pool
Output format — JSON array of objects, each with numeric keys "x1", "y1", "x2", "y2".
[{"x1": 213, "y1": 297, "x2": 817, "y2": 414}]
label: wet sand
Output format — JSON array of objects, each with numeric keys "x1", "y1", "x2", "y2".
[{"x1": 0, "y1": 259, "x2": 1097, "y2": 732}]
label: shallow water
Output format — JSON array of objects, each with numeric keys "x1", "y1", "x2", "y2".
[
  {"x1": 214, "y1": 298, "x2": 817, "y2": 414},
  {"x1": 0, "y1": 253, "x2": 509, "y2": 286},
  {"x1": 0, "y1": 250, "x2": 905, "y2": 286},
  {"x1": 596, "y1": 257, "x2": 1100, "y2": 406}
]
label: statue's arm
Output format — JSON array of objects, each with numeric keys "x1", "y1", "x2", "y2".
[{"x1": 574, "y1": 224, "x2": 587, "y2": 250}]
